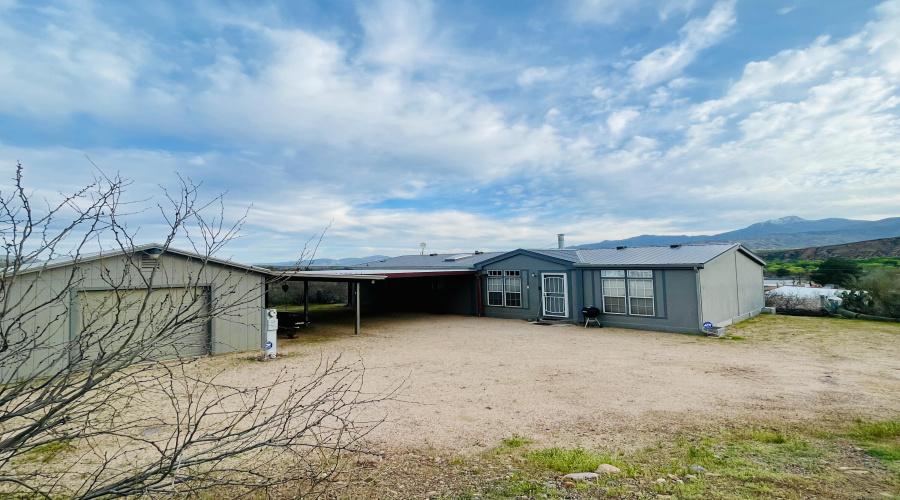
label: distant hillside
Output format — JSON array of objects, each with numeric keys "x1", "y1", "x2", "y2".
[
  {"x1": 572, "y1": 216, "x2": 900, "y2": 250},
  {"x1": 756, "y1": 236, "x2": 900, "y2": 261},
  {"x1": 258, "y1": 255, "x2": 390, "y2": 267}
]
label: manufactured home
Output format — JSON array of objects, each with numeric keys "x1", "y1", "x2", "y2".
[{"x1": 351, "y1": 243, "x2": 765, "y2": 334}]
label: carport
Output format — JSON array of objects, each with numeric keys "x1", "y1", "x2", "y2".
[{"x1": 269, "y1": 269, "x2": 479, "y2": 335}]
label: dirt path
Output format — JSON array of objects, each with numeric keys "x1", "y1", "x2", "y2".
[{"x1": 231, "y1": 313, "x2": 900, "y2": 455}]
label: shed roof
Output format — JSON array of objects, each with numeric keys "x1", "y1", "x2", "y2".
[{"x1": 14, "y1": 243, "x2": 271, "y2": 276}]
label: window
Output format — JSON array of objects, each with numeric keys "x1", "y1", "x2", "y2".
[
  {"x1": 602, "y1": 277, "x2": 627, "y2": 314},
  {"x1": 487, "y1": 270, "x2": 503, "y2": 306},
  {"x1": 601, "y1": 270, "x2": 654, "y2": 316},
  {"x1": 504, "y1": 270, "x2": 522, "y2": 307},
  {"x1": 486, "y1": 270, "x2": 523, "y2": 307},
  {"x1": 628, "y1": 279, "x2": 654, "y2": 316}
]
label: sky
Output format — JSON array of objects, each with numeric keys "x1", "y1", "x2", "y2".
[{"x1": 1, "y1": 0, "x2": 899, "y2": 262}]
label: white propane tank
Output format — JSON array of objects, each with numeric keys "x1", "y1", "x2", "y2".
[{"x1": 264, "y1": 309, "x2": 278, "y2": 359}]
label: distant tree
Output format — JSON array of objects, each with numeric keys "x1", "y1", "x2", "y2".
[
  {"x1": 775, "y1": 267, "x2": 792, "y2": 277},
  {"x1": 847, "y1": 268, "x2": 900, "y2": 318},
  {"x1": 810, "y1": 257, "x2": 862, "y2": 287}
]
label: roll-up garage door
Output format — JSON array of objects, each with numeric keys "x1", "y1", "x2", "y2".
[{"x1": 74, "y1": 287, "x2": 209, "y2": 364}]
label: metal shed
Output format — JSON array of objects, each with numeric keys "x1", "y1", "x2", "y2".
[{"x1": 2, "y1": 244, "x2": 269, "y2": 381}]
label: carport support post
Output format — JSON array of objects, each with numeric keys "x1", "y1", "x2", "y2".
[
  {"x1": 354, "y1": 282, "x2": 361, "y2": 335},
  {"x1": 303, "y1": 280, "x2": 309, "y2": 326}
]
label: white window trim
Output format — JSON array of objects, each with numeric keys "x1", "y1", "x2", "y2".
[
  {"x1": 601, "y1": 278, "x2": 627, "y2": 315},
  {"x1": 486, "y1": 270, "x2": 523, "y2": 308},
  {"x1": 627, "y1": 278, "x2": 655, "y2": 317},
  {"x1": 600, "y1": 270, "x2": 656, "y2": 317},
  {"x1": 503, "y1": 270, "x2": 522, "y2": 308},
  {"x1": 541, "y1": 272, "x2": 568, "y2": 318}
]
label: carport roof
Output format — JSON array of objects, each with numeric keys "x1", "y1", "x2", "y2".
[
  {"x1": 350, "y1": 252, "x2": 505, "y2": 269},
  {"x1": 274, "y1": 268, "x2": 476, "y2": 281}
]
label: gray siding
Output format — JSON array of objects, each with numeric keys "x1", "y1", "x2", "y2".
[
  {"x1": 699, "y1": 249, "x2": 764, "y2": 326},
  {"x1": 581, "y1": 268, "x2": 700, "y2": 334},
  {"x1": 481, "y1": 254, "x2": 570, "y2": 320},
  {"x1": 2, "y1": 253, "x2": 265, "y2": 382}
]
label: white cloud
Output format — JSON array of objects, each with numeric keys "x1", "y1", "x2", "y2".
[
  {"x1": 573, "y1": 0, "x2": 698, "y2": 25},
  {"x1": 517, "y1": 66, "x2": 550, "y2": 86},
  {"x1": 629, "y1": 0, "x2": 737, "y2": 88},
  {"x1": 692, "y1": 35, "x2": 859, "y2": 119},
  {"x1": 591, "y1": 86, "x2": 614, "y2": 100},
  {"x1": 606, "y1": 108, "x2": 641, "y2": 136},
  {"x1": 357, "y1": 0, "x2": 439, "y2": 68},
  {"x1": 2, "y1": 0, "x2": 900, "y2": 259},
  {"x1": 649, "y1": 87, "x2": 670, "y2": 107},
  {"x1": 777, "y1": 6, "x2": 796, "y2": 15}
]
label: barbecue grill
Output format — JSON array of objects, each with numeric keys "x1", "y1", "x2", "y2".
[{"x1": 581, "y1": 306, "x2": 602, "y2": 328}]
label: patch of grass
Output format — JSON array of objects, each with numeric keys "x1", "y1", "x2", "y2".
[
  {"x1": 867, "y1": 444, "x2": 900, "y2": 461},
  {"x1": 750, "y1": 429, "x2": 788, "y2": 444},
  {"x1": 453, "y1": 473, "x2": 560, "y2": 500},
  {"x1": 848, "y1": 419, "x2": 900, "y2": 441},
  {"x1": 502, "y1": 434, "x2": 532, "y2": 448},
  {"x1": 22, "y1": 440, "x2": 75, "y2": 463},
  {"x1": 525, "y1": 447, "x2": 606, "y2": 474},
  {"x1": 845, "y1": 419, "x2": 900, "y2": 471}
]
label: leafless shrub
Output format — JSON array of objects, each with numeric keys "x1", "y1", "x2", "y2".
[
  {"x1": 764, "y1": 292, "x2": 822, "y2": 311},
  {"x1": 0, "y1": 163, "x2": 387, "y2": 498}
]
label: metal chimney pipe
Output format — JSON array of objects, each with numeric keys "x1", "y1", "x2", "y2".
[{"x1": 557, "y1": 234, "x2": 565, "y2": 249}]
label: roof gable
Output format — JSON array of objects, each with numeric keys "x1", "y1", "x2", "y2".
[
  {"x1": 474, "y1": 249, "x2": 579, "y2": 268},
  {"x1": 15, "y1": 243, "x2": 271, "y2": 276}
]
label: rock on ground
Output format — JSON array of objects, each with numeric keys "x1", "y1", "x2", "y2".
[
  {"x1": 562, "y1": 472, "x2": 599, "y2": 481},
  {"x1": 596, "y1": 463, "x2": 621, "y2": 474}
]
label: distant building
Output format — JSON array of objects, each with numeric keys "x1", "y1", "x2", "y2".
[{"x1": 765, "y1": 285, "x2": 847, "y2": 310}]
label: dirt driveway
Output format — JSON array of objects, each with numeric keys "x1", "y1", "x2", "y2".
[{"x1": 217, "y1": 312, "x2": 900, "y2": 456}]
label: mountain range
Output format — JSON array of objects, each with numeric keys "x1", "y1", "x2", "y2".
[
  {"x1": 571, "y1": 216, "x2": 900, "y2": 250},
  {"x1": 257, "y1": 255, "x2": 390, "y2": 267},
  {"x1": 755, "y1": 236, "x2": 900, "y2": 261}
]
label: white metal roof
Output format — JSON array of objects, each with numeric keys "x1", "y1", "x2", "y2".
[
  {"x1": 766, "y1": 286, "x2": 848, "y2": 298},
  {"x1": 274, "y1": 268, "x2": 476, "y2": 280}
]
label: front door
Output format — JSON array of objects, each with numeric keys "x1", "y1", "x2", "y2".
[{"x1": 542, "y1": 273, "x2": 568, "y2": 317}]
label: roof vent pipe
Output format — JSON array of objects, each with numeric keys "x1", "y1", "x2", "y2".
[{"x1": 557, "y1": 234, "x2": 565, "y2": 250}]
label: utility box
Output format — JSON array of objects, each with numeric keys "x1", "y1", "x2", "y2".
[{"x1": 264, "y1": 308, "x2": 278, "y2": 359}]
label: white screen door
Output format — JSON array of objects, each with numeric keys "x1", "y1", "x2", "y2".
[{"x1": 542, "y1": 273, "x2": 568, "y2": 317}]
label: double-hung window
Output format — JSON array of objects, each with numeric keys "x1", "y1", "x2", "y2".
[
  {"x1": 601, "y1": 270, "x2": 655, "y2": 316},
  {"x1": 486, "y1": 270, "x2": 522, "y2": 307},
  {"x1": 601, "y1": 270, "x2": 627, "y2": 314},
  {"x1": 487, "y1": 271, "x2": 504, "y2": 306},
  {"x1": 627, "y1": 270, "x2": 654, "y2": 316}
]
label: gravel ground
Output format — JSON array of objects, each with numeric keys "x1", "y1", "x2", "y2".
[{"x1": 222, "y1": 312, "x2": 900, "y2": 456}]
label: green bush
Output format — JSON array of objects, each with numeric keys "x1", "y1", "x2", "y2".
[{"x1": 847, "y1": 268, "x2": 900, "y2": 318}]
